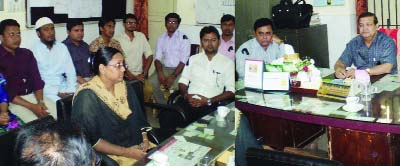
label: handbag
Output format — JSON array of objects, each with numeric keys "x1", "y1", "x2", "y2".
[{"x1": 272, "y1": 0, "x2": 313, "y2": 29}]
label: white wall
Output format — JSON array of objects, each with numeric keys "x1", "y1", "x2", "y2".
[{"x1": 305, "y1": 0, "x2": 358, "y2": 68}]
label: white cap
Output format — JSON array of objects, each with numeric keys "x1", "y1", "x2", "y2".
[{"x1": 35, "y1": 17, "x2": 54, "y2": 30}]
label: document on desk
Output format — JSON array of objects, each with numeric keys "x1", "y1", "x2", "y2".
[
  {"x1": 294, "y1": 97, "x2": 344, "y2": 115},
  {"x1": 149, "y1": 139, "x2": 211, "y2": 166}
]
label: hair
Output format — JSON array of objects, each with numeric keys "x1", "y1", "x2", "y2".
[
  {"x1": 15, "y1": 121, "x2": 94, "y2": 166},
  {"x1": 91, "y1": 47, "x2": 121, "y2": 75},
  {"x1": 66, "y1": 19, "x2": 84, "y2": 31},
  {"x1": 200, "y1": 26, "x2": 220, "y2": 40},
  {"x1": 123, "y1": 13, "x2": 138, "y2": 23},
  {"x1": 164, "y1": 13, "x2": 181, "y2": 25},
  {"x1": 98, "y1": 17, "x2": 115, "y2": 35},
  {"x1": 0, "y1": 19, "x2": 20, "y2": 35},
  {"x1": 358, "y1": 12, "x2": 378, "y2": 25},
  {"x1": 253, "y1": 18, "x2": 274, "y2": 32},
  {"x1": 220, "y1": 14, "x2": 235, "y2": 24}
]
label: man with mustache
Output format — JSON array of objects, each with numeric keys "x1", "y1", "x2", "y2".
[{"x1": 334, "y1": 12, "x2": 397, "y2": 78}]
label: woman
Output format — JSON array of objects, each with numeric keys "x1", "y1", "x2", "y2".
[
  {"x1": 0, "y1": 73, "x2": 24, "y2": 133},
  {"x1": 71, "y1": 47, "x2": 151, "y2": 166}
]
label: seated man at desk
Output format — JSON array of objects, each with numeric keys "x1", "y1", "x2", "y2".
[
  {"x1": 159, "y1": 26, "x2": 235, "y2": 130},
  {"x1": 235, "y1": 18, "x2": 286, "y2": 80},
  {"x1": 334, "y1": 12, "x2": 397, "y2": 79}
]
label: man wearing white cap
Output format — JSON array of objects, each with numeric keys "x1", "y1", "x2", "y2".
[{"x1": 31, "y1": 17, "x2": 77, "y2": 104}]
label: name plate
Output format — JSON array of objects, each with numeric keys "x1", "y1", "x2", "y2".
[
  {"x1": 244, "y1": 59, "x2": 264, "y2": 89},
  {"x1": 262, "y1": 72, "x2": 290, "y2": 91}
]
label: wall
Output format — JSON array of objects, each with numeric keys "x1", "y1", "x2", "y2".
[{"x1": 305, "y1": 0, "x2": 357, "y2": 68}]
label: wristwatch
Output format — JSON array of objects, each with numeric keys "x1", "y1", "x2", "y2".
[{"x1": 207, "y1": 98, "x2": 212, "y2": 106}]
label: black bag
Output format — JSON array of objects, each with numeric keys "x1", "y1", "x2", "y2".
[{"x1": 272, "y1": 0, "x2": 313, "y2": 29}]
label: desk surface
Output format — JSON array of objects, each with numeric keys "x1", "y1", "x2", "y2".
[
  {"x1": 135, "y1": 109, "x2": 236, "y2": 166},
  {"x1": 236, "y1": 73, "x2": 400, "y2": 134}
]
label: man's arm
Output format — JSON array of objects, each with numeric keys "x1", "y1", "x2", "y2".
[
  {"x1": 63, "y1": 47, "x2": 78, "y2": 93},
  {"x1": 165, "y1": 62, "x2": 185, "y2": 88},
  {"x1": 334, "y1": 60, "x2": 347, "y2": 79},
  {"x1": 12, "y1": 94, "x2": 49, "y2": 118},
  {"x1": 143, "y1": 55, "x2": 153, "y2": 78},
  {"x1": 210, "y1": 91, "x2": 234, "y2": 104},
  {"x1": 77, "y1": 76, "x2": 88, "y2": 84},
  {"x1": 368, "y1": 63, "x2": 394, "y2": 75}
]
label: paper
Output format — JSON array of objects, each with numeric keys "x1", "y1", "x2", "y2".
[
  {"x1": 294, "y1": 97, "x2": 344, "y2": 115},
  {"x1": 174, "y1": 136, "x2": 187, "y2": 142},
  {"x1": 68, "y1": 0, "x2": 101, "y2": 18},
  {"x1": 204, "y1": 128, "x2": 214, "y2": 135},
  {"x1": 263, "y1": 93, "x2": 292, "y2": 110},
  {"x1": 262, "y1": 72, "x2": 290, "y2": 91},
  {"x1": 202, "y1": 115, "x2": 213, "y2": 121},
  {"x1": 313, "y1": 0, "x2": 327, "y2": 7},
  {"x1": 330, "y1": 0, "x2": 345, "y2": 6},
  {"x1": 53, "y1": 0, "x2": 69, "y2": 14},
  {"x1": 29, "y1": 0, "x2": 52, "y2": 7},
  {"x1": 244, "y1": 59, "x2": 264, "y2": 89},
  {"x1": 149, "y1": 139, "x2": 211, "y2": 166}
]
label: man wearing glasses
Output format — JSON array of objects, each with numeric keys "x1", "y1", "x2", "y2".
[
  {"x1": 235, "y1": 18, "x2": 286, "y2": 80},
  {"x1": 116, "y1": 13, "x2": 153, "y2": 82},
  {"x1": 149, "y1": 13, "x2": 191, "y2": 104}
]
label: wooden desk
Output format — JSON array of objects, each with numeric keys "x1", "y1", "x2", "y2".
[{"x1": 236, "y1": 75, "x2": 400, "y2": 166}]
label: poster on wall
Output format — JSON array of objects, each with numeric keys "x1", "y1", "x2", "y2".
[
  {"x1": 8, "y1": 0, "x2": 24, "y2": 12},
  {"x1": 0, "y1": 0, "x2": 4, "y2": 11},
  {"x1": 195, "y1": 0, "x2": 234, "y2": 24}
]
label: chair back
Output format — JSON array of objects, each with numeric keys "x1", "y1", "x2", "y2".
[
  {"x1": 190, "y1": 44, "x2": 200, "y2": 56},
  {"x1": 56, "y1": 94, "x2": 74, "y2": 122},
  {"x1": 246, "y1": 148, "x2": 343, "y2": 166},
  {"x1": 127, "y1": 79, "x2": 146, "y2": 117},
  {"x1": 0, "y1": 116, "x2": 56, "y2": 166}
]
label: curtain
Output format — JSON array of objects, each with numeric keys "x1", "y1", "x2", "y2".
[{"x1": 134, "y1": 0, "x2": 149, "y2": 39}]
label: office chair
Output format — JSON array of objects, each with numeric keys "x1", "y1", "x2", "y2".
[
  {"x1": 0, "y1": 116, "x2": 56, "y2": 166},
  {"x1": 246, "y1": 148, "x2": 343, "y2": 166},
  {"x1": 56, "y1": 94, "x2": 74, "y2": 122}
]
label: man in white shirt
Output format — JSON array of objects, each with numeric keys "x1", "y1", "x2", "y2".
[
  {"x1": 159, "y1": 26, "x2": 235, "y2": 130},
  {"x1": 149, "y1": 13, "x2": 191, "y2": 104},
  {"x1": 31, "y1": 17, "x2": 77, "y2": 103},
  {"x1": 236, "y1": 18, "x2": 286, "y2": 80},
  {"x1": 116, "y1": 13, "x2": 153, "y2": 82}
]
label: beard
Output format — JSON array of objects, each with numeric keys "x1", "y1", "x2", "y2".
[{"x1": 42, "y1": 39, "x2": 55, "y2": 47}]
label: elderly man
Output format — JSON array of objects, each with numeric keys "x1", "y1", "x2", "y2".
[
  {"x1": 235, "y1": 18, "x2": 286, "y2": 80},
  {"x1": 149, "y1": 13, "x2": 190, "y2": 104},
  {"x1": 31, "y1": 17, "x2": 77, "y2": 103},
  {"x1": 63, "y1": 19, "x2": 92, "y2": 84},
  {"x1": 0, "y1": 19, "x2": 56, "y2": 122},
  {"x1": 159, "y1": 26, "x2": 234, "y2": 130},
  {"x1": 219, "y1": 14, "x2": 235, "y2": 60},
  {"x1": 334, "y1": 12, "x2": 397, "y2": 78},
  {"x1": 116, "y1": 13, "x2": 153, "y2": 82}
]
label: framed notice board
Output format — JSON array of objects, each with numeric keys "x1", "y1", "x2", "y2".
[{"x1": 26, "y1": 0, "x2": 126, "y2": 27}]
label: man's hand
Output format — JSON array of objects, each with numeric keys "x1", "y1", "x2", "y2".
[
  {"x1": 157, "y1": 72, "x2": 167, "y2": 86},
  {"x1": 188, "y1": 94, "x2": 208, "y2": 108},
  {"x1": 335, "y1": 68, "x2": 347, "y2": 79},
  {"x1": 345, "y1": 68, "x2": 356, "y2": 79},
  {"x1": 58, "y1": 92, "x2": 73, "y2": 99},
  {"x1": 125, "y1": 72, "x2": 136, "y2": 80},
  {"x1": 29, "y1": 103, "x2": 49, "y2": 118},
  {"x1": 136, "y1": 74, "x2": 145, "y2": 82},
  {"x1": 123, "y1": 146, "x2": 147, "y2": 159},
  {"x1": 0, "y1": 112, "x2": 10, "y2": 125},
  {"x1": 164, "y1": 75, "x2": 176, "y2": 89}
]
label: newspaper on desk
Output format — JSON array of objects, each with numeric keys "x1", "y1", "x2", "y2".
[{"x1": 147, "y1": 139, "x2": 211, "y2": 166}]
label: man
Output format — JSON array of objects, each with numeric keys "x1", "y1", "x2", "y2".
[
  {"x1": 63, "y1": 19, "x2": 92, "y2": 84},
  {"x1": 15, "y1": 121, "x2": 96, "y2": 166},
  {"x1": 116, "y1": 13, "x2": 153, "y2": 82},
  {"x1": 219, "y1": 14, "x2": 235, "y2": 60},
  {"x1": 159, "y1": 26, "x2": 234, "y2": 130},
  {"x1": 149, "y1": 13, "x2": 190, "y2": 104},
  {"x1": 31, "y1": 17, "x2": 77, "y2": 103},
  {"x1": 236, "y1": 18, "x2": 286, "y2": 80},
  {"x1": 89, "y1": 17, "x2": 123, "y2": 54},
  {"x1": 334, "y1": 12, "x2": 397, "y2": 79},
  {"x1": 0, "y1": 19, "x2": 56, "y2": 123}
]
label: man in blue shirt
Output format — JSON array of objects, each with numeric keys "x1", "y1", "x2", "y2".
[
  {"x1": 63, "y1": 19, "x2": 92, "y2": 84},
  {"x1": 335, "y1": 12, "x2": 397, "y2": 78}
]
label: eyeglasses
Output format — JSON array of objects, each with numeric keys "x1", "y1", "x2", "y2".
[
  {"x1": 126, "y1": 21, "x2": 137, "y2": 25},
  {"x1": 167, "y1": 21, "x2": 178, "y2": 25},
  {"x1": 4, "y1": 32, "x2": 21, "y2": 38},
  {"x1": 108, "y1": 63, "x2": 128, "y2": 69},
  {"x1": 257, "y1": 31, "x2": 273, "y2": 37}
]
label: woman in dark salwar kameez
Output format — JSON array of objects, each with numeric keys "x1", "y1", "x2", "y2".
[{"x1": 71, "y1": 47, "x2": 152, "y2": 166}]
